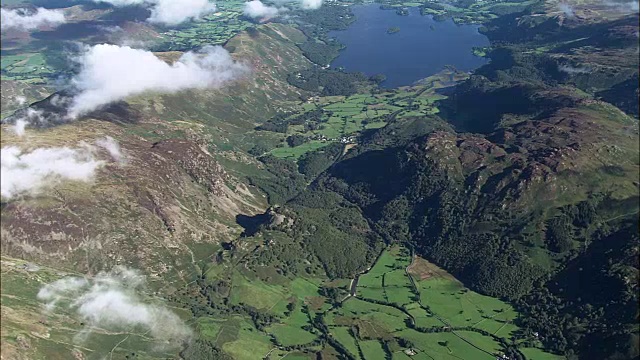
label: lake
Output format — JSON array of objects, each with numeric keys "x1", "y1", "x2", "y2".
[{"x1": 328, "y1": 5, "x2": 490, "y2": 88}]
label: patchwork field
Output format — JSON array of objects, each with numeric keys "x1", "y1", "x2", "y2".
[
  {"x1": 318, "y1": 245, "x2": 561, "y2": 360},
  {"x1": 154, "y1": 0, "x2": 251, "y2": 51},
  {"x1": 170, "y1": 240, "x2": 564, "y2": 359},
  {"x1": 265, "y1": 69, "x2": 464, "y2": 159},
  {"x1": 0, "y1": 52, "x2": 57, "y2": 83}
]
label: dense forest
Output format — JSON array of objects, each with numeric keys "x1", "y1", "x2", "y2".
[{"x1": 287, "y1": 68, "x2": 371, "y2": 96}]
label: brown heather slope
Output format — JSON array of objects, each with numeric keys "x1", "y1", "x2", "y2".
[
  {"x1": 127, "y1": 23, "x2": 311, "y2": 151},
  {"x1": 0, "y1": 118, "x2": 261, "y2": 282},
  {"x1": 0, "y1": 23, "x2": 312, "y2": 283},
  {"x1": 413, "y1": 100, "x2": 639, "y2": 216}
]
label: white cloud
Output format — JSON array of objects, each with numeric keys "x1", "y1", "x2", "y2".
[
  {"x1": 38, "y1": 277, "x2": 89, "y2": 311},
  {"x1": 93, "y1": 0, "x2": 216, "y2": 25},
  {"x1": 15, "y1": 96, "x2": 27, "y2": 106},
  {"x1": 38, "y1": 267, "x2": 191, "y2": 345},
  {"x1": 68, "y1": 44, "x2": 248, "y2": 118},
  {"x1": 243, "y1": 0, "x2": 280, "y2": 18},
  {"x1": 558, "y1": 64, "x2": 590, "y2": 74},
  {"x1": 300, "y1": 0, "x2": 323, "y2": 10},
  {"x1": 95, "y1": 24, "x2": 123, "y2": 33},
  {"x1": 149, "y1": 0, "x2": 216, "y2": 25},
  {"x1": 95, "y1": 136, "x2": 124, "y2": 162},
  {"x1": 271, "y1": 0, "x2": 322, "y2": 10},
  {"x1": 94, "y1": 0, "x2": 144, "y2": 5},
  {"x1": 13, "y1": 119, "x2": 27, "y2": 136},
  {"x1": 558, "y1": 3, "x2": 575, "y2": 18},
  {"x1": 0, "y1": 7, "x2": 66, "y2": 31},
  {"x1": 0, "y1": 146, "x2": 103, "y2": 199},
  {"x1": 4, "y1": 95, "x2": 73, "y2": 133},
  {"x1": 10, "y1": 108, "x2": 47, "y2": 135}
]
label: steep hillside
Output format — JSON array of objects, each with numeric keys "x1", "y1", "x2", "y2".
[
  {"x1": 0, "y1": 3, "x2": 637, "y2": 360},
  {"x1": 313, "y1": 90, "x2": 638, "y2": 295},
  {"x1": 1, "y1": 256, "x2": 192, "y2": 360},
  {"x1": 278, "y1": 80, "x2": 639, "y2": 359},
  {"x1": 259, "y1": 8, "x2": 640, "y2": 359},
  {"x1": 0, "y1": 81, "x2": 53, "y2": 119},
  {"x1": 127, "y1": 23, "x2": 311, "y2": 153},
  {"x1": 479, "y1": 9, "x2": 639, "y2": 117},
  {"x1": 0, "y1": 23, "x2": 312, "y2": 279},
  {"x1": 0, "y1": 117, "x2": 262, "y2": 281}
]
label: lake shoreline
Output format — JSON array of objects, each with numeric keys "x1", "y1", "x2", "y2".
[{"x1": 328, "y1": 4, "x2": 490, "y2": 88}]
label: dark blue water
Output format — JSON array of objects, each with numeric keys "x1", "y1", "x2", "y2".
[{"x1": 328, "y1": 6, "x2": 490, "y2": 88}]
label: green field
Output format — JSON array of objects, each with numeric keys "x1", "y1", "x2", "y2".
[
  {"x1": 360, "y1": 340, "x2": 386, "y2": 360},
  {"x1": 220, "y1": 318, "x2": 274, "y2": 360},
  {"x1": 353, "y1": 247, "x2": 507, "y2": 357},
  {"x1": 310, "y1": 245, "x2": 562, "y2": 359},
  {"x1": 0, "y1": 53, "x2": 57, "y2": 83},
  {"x1": 270, "y1": 140, "x2": 333, "y2": 159},
  {"x1": 332, "y1": 326, "x2": 361, "y2": 357},
  {"x1": 357, "y1": 246, "x2": 415, "y2": 306},
  {"x1": 269, "y1": 322, "x2": 317, "y2": 346},
  {"x1": 416, "y1": 276, "x2": 520, "y2": 330},
  {"x1": 154, "y1": 0, "x2": 251, "y2": 51},
  {"x1": 520, "y1": 347, "x2": 565, "y2": 360},
  {"x1": 394, "y1": 329, "x2": 496, "y2": 360},
  {"x1": 228, "y1": 271, "x2": 290, "y2": 312},
  {"x1": 264, "y1": 69, "x2": 462, "y2": 159}
]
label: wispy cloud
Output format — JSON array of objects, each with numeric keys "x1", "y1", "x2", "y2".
[
  {"x1": 149, "y1": 0, "x2": 216, "y2": 25},
  {"x1": 95, "y1": 136, "x2": 124, "y2": 163},
  {"x1": 558, "y1": 64, "x2": 590, "y2": 74},
  {"x1": 3, "y1": 94, "x2": 73, "y2": 133},
  {"x1": 300, "y1": 0, "x2": 323, "y2": 10},
  {"x1": 558, "y1": 3, "x2": 575, "y2": 18},
  {"x1": 1, "y1": 146, "x2": 103, "y2": 199},
  {"x1": 93, "y1": 0, "x2": 216, "y2": 25},
  {"x1": 0, "y1": 137, "x2": 124, "y2": 199},
  {"x1": 37, "y1": 277, "x2": 89, "y2": 310},
  {"x1": 38, "y1": 267, "x2": 191, "y2": 345},
  {"x1": 68, "y1": 44, "x2": 248, "y2": 118},
  {"x1": 0, "y1": 7, "x2": 66, "y2": 31},
  {"x1": 13, "y1": 119, "x2": 28, "y2": 137},
  {"x1": 10, "y1": 108, "x2": 46, "y2": 136},
  {"x1": 14, "y1": 96, "x2": 27, "y2": 106}
]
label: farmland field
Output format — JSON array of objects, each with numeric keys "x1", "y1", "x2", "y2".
[
  {"x1": 360, "y1": 340, "x2": 386, "y2": 360},
  {"x1": 0, "y1": 53, "x2": 57, "y2": 83},
  {"x1": 520, "y1": 347, "x2": 565, "y2": 360},
  {"x1": 263, "y1": 69, "x2": 462, "y2": 159},
  {"x1": 0, "y1": 218, "x2": 562, "y2": 359},
  {"x1": 154, "y1": 1, "x2": 252, "y2": 52},
  {"x1": 314, "y1": 245, "x2": 562, "y2": 359},
  {"x1": 270, "y1": 140, "x2": 331, "y2": 159}
]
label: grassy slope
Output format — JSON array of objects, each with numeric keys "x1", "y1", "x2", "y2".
[
  {"x1": 1, "y1": 2, "x2": 637, "y2": 360},
  {"x1": 0, "y1": 22, "x2": 313, "y2": 275},
  {"x1": 0, "y1": 22, "x2": 316, "y2": 355},
  {"x1": 0, "y1": 256, "x2": 183, "y2": 360},
  {"x1": 324, "y1": 245, "x2": 561, "y2": 359}
]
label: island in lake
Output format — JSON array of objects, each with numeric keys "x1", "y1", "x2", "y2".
[
  {"x1": 387, "y1": 26, "x2": 400, "y2": 34},
  {"x1": 328, "y1": 5, "x2": 489, "y2": 87}
]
